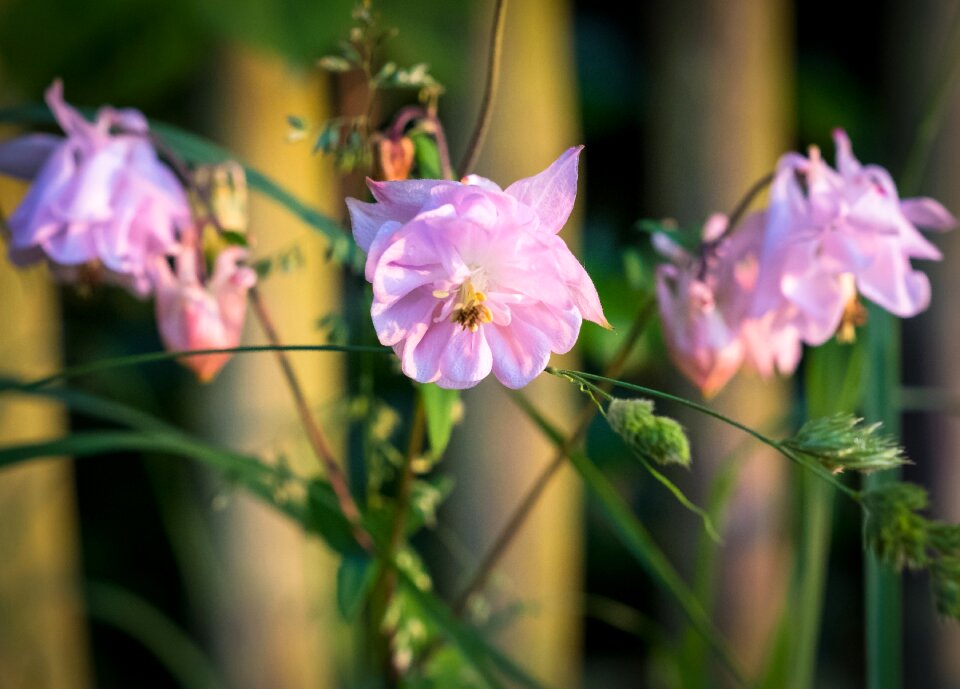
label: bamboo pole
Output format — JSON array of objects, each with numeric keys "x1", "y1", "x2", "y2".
[
  {"x1": 201, "y1": 46, "x2": 343, "y2": 689},
  {"x1": 447, "y1": 1, "x2": 584, "y2": 686},
  {"x1": 645, "y1": 0, "x2": 795, "y2": 677},
  {"x1": 0, "y1": 173, "x2": 92, "y2": 688}
]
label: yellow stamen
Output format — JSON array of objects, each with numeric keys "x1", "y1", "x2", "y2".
[
  {"x1": 448, "y1": 280, "x2": 492, "y2": 331},
  {"x1": 836, "y1": 274, "x2": 867, "y2": 344}
]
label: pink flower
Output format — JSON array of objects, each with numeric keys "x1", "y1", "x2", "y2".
[
  {"x1": 150, "y1": 232, "x2": 257, "y2": 382},
  {"x1": 347, "y1": 147, "x2": 610, "y2": 389},
  {"x1": 654, "y1": 212, "x2": 801, "y2": 397},
  {"x1": 0, "y1": 80, "x2": 191, "y2": 296},
  {"x1": 753, "y1": 129, "x2": 956, "y2": 344}
]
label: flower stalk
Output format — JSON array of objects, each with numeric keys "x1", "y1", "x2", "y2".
[{"x1": 458, "y1": 0, "x2": 509, "y2": 175}]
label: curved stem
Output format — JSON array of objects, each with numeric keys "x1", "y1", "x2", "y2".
[
  {"x1": 248, "y1": 288, "x2": 374, "y2": 552},
  {"x1": 552, "y1": 369, "x2": 861, "y2": 501},
  {"x1": 457, "y1": 0, "x2": 509, "y2": 176},
  {"x1": 702, "y1": 170, "x2": 775, "y2": 253},
  {"x1": 452, "y1": 297, "x2": 656, "y2": 613},
  {"x1": 725, "y1": 171, "x2": 775, "y2": 233},
  {"x1": 427, "y1": 115, "x2": 455, "y2": 181}
]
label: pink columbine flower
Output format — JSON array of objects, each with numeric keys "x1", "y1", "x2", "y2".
[
  {"x1": 0, "y1": 80, "x2": 190, "y2": 296},
  {"x1": 150, "y1": 231, "x2": 257, "y2": 382},
  {"x1": 654, "y1": 212, "x2": 801, "y2": 397},
  {"x1": 753, "y1": 129, "x2": 956, "y2": 344},
  {"x1": 347, "y1": 147, "x2": 610, "y2": 389}
]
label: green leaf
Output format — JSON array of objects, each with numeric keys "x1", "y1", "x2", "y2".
[
  {"x1": 420, "y1": 384, "x2": 459, "y2": 460},
  {"x1": 411, "y1": 132, "x2": 442, "y2": 180},
  {"x1": 86, "y1": 581, "x2": 225, "y2": 689},
  {"x1": 396, "y1": 571, "x2": 544, "y2": 689},
  {"x1": 336, "y1": 555, "x2": 377, "y2": 621},
  {"x1": 306, "y1": 481, "x2": 367, "y2": 556},
  {"x1": 507, "y1": 390, "x2": 749, "y2": 688}
]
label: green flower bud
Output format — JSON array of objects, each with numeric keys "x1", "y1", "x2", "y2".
[
  {"x1": 606, "y1": 398, "x2": 691, "y2": 468},
  {"x1": 783, "y1": 413, "x2": 906, "y2": 474}
]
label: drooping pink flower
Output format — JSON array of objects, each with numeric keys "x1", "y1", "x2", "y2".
[
  {"x1": 0, "y1": 80, "x2": 191, "y2": 296},
  {"x1": 654, "y1": 211, "x2": 801, "y2": 397},
  {"x1": 753, "y1": 129, "x2": 956, "y2": 344},
  {"x1": 347, "y1": 146, "x2": 610, "y2": 389},
  {"x1": 150, "y1": 231, "x2": 257, "y2": 382}
]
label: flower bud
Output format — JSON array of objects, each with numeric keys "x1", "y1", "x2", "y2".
[
  {"x1": 606, "y1": 398, "x2": 690, "y2": 467},
  {"x1": 377, "y1": 136, "x2": 415, "y2": 181}
]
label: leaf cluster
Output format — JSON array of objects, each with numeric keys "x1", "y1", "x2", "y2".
[{"x1": 862, "y1": 481, "x2": 960, "y2": 619}]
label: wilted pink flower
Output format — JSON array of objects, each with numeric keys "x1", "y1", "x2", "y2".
[
  {"x1": 753, "y1": 129, "x2": 956, "y2": 344},
  {"x1": 654, "y1": 212, "x2": 801, "y2": 397},
  {"x1": 0, "y1": 80, "x2": 190, "y2": 296},
  {"x1": 150, "y1": 232, "x2": 256, "y2": 382},
  {"x1": 347, "y1": 146, "x2": 610, "y2": 389}
]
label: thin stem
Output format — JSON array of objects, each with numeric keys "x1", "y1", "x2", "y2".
[
  {"x1": 152, "y1": 141, "x2": 376, "y2": 553},
  {"x1": 452, "y1": 297, "x2": 656, "y2": 613},
  {"x1": 457, "y1": 0, "x2": 509, "y2": 176},
  {"x1": 7, "y1": 343, "x2": 387, "y2": 391},
  {"x1": 553, "y1": 369, "x2": 861, "y2": 501},
  {"x1": 382, "y1": 395, "x2": 426, "y2": 685},
  {"x1": 725, "y1": 171, "x2": 775, "y2": 234},
  {"x1": 248, "y1": 288, "x2": 374, "y2": 553},
  {"x1": 703, "y1": 170, "x2": 775, "y2": 252},
  {"x1": 899, "y1": 4, "x2": 960, "y2": 196},
  {"x1": 427, "y1": 115, "x2": 455, "y2": 181}
]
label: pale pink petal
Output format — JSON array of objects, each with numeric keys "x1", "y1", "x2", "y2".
[
  {"x1": 832, "y1": 128, "x2": 861, "y2": 178},
  {"x1": 856, "y1": 247, "x2": 931, "y2": 317},
  {"x1": 486, "y1": 319, "x2": 552, "y2": 389},
  {"x1": 436, "y1": 328, "x2": 493, "y2": 389},
  {"x1": 505, "y1": 146, "x2": 582, "y2": 234},
  {"x1": 45, "y1": 80, "x2": 95, "y2": 139},
  {"x1": 347, "y1": 197, "x2": 397, "y2": 252},
  {"x1": 900, "y1": 197, "x2": 957, "y2": 232},
  {"x1": 367, "y1": 177, "x2": 454, "y2": 213},
  {"x1": 372, "y1": 288, "x2": 438, "y2": 347}
]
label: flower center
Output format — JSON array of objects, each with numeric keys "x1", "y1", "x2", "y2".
[
  {"x1": 837, "y1": 273, "x2": 867, "y2": 343},
  {"x1": 435, "y1": 280, "x2": 492, "y2": 332}
]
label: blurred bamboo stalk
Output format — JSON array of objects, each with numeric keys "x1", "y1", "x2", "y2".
[
  {"x1": 645, "y1": 0, "x2": 795, "y2": 678},
  {"x1": 0, "y1": 174, "x2": 91, "y2": 687},
  {"x1": 201, "y1": 47, "x2": 343, "y2": 689},
  {"x1": 905, "y1": 0, "x2": 960, "y2": 685},
  {"x1": 447, "y1": 0, "x2": 585, "y2": 686}
]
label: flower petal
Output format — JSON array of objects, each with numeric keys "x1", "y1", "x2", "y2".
[
  {"x1": 0, "y1": 134, "x2": 62, "y2": 181},
  {"x1": 899, "y1": 197, "x2": 957, "y2": 232},
  {"x1": 505, "y1": 146, "x2": 582, "y2": 234}
]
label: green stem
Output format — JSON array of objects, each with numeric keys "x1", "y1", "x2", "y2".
[
  {"x1": 2, "y1": 343, "x2": 388, "y2": 391},
  {"x1": 783, "y1": 341, "x2": 861, "y2": 689},
  {"x1": 508, "y1": 391, "x2": 751, "y2": 687},
  {"x1": 551, "y1": 368, "x2": 860, "y2": 500},
  {"x1": 863, "y1": 308, "x2": 902, "y2": 689},
  {"x1": 450, "y1": 298, "x2": 656, "y2": 613}
]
